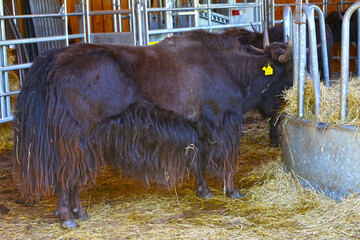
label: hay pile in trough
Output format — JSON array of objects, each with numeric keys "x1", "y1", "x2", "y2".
[
  {"x1": 281, "y1": 77, "x2": 360, "y2": 126},
  {"x1": 1, "y1": 112, "x2": 360, "y2": 239}
]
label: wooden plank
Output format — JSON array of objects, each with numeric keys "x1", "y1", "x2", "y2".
[
  {"x1": 91, "y1": 0, "x2": 104, "y2": 33},
  {"x1": 103, "y1": 0, "x2": 113, "y2": 32}
]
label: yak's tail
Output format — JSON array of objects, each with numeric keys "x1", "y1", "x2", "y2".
[
  {"x1": 95, "y1": 102, "x2": 200, "y2": 187},
  {"x1": 13, "y1": 49, "x2": 62, "y2": 204}
]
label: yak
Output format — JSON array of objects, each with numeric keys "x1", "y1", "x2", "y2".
[
  {"x1": 225, "y1": 23, "x2": 333, "y2": 147},
  {"x1": 13, "y1": 29, "x2": 292, "y2": 229},
  {"x1": 325, "y1": 2, "x2": 358, "y2": 43}
]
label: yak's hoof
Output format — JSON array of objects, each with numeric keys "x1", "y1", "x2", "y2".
[
  {"x1": 227, "y1": 189, "x2": 245, "y2": 199},
  {"x1": 52, "y1": 210, "x2": 59, "y2": 217},
  {"x1": 196, "y1": 186, "x2": 213, "y2": 199},
  {"x1": 77, "y1": 213, "x2": 90, "y2": 221},
  {"x1": 270, "y1": 141, "x2": 281, "y2": 148},
  {"x1": 61, "y1": 219, "x2": 79, "y2": 229}
]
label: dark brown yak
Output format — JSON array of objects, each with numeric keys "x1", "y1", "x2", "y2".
[
  {"x1": 226, "y1": 24, "x2": 333, "y2": 147},
  {"x1": 13, "y1": 30, "x2": 292, "y2": 229}
]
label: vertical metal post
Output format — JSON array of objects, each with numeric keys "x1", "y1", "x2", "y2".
[
  {"x1": 81, "y1": 0, "x2": 87, "y2": 42},
  {"x1": 144, "y1": 0, "x2": 149, "y2": 45},
  {"x1": 340, "y1": 2, "x2": 360, "y2": 122},
  {"x1": 310, "y1": 5, "x2": 330, "y2": 86},
  {"x1": 112, "y1": 0, "x2": 118, "y2": 32},
  {"x1": 135, "y1": 0, "x2": 143, "y2": 45},
  {"x1": 294, "y1": 0, "x2": 304, "y2": 117},
  {"x1": 298, "y1": 14, "x2": 306, "y2": 118},
  {"x1": 117, "y1": 0, "x2": 122, "y2": 32},
  {"x1": 86, "y1": 0, "x2": 91, "y2": 43},
  {"x1": 194, "y1": 0, "x2": 198, "y2": 27},
  {"x1": 283, "y1": 6, "x2": 292, "y2": 42},
  {"x1": 164, "y1": 0, "x2": 173, "y2": 30},
  {"x1": 64, "y1": 0, "x2": 69, "y2": 46},
  {"x1": 0, "y1": 0, "x2": 10, "y2": 119},
  {"x1": 131, "y1": 0, "x2": 136, "y2": 45},
  {"x1": 303, "y1": 4, "x2": 321, "y2": 118},
  {"x1": 129, "y1": 0, "x2": 133, "y2": 32}
]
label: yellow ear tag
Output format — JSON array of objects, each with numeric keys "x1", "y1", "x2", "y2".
[{"x1": 262, "y1": 64, "x2": 273, "y2": 76}]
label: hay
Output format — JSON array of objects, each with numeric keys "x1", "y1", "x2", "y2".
[
  {"x1": 1, "y1": 113, "x2": 360, "y2": 239},
  {"x1": 281, "y1": 77, "x2": 360, "y2": 126},
  {"x1": 0, "y1": 48, "x2": 19, "y2": 152}
]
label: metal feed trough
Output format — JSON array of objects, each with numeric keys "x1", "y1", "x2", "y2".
[{"x1": 282, "y1": 2, "x2": 360, "y2": 201}]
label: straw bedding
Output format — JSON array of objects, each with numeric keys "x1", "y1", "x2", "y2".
[{"x1": 1, "y1": 111, "x2": 360, "y2": 239}]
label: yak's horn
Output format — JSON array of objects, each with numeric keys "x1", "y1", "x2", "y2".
[
  {"x1": 250, "y1": 45, "x2": 264, "y2": 54},
  {"x1": 263, "y1": 24, "x2": 270, "y2": 48},
  {"x1": 278, "y1": 35, "x2": 292, "y2": 63},
  {"x1": 250, "y1": 22, "x2": 261, "y2": 34}
]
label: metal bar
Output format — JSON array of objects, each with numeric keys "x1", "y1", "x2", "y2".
[
  {"x1": 298, "y1": 13, "x2": 306, "y2": 118},
  {"x1": 80, "y1": 0, "x2": 87, "y2": 43},
  {"x1": 128, "y1": 0, "x2": 133, "y2": 32},
  {"x1": 88, "y1": 9, "x2": 132, "y2": 15},
  {"x1": 283, "y1": 5, "x2": 292, "y2": 42},
  {"x1": 131, "y1": 0, "x2": 136, "y2": 45},
  {"x1": 146, "y1": 4, "x2": 260, "y2": 12},
  {"x1": 0, "y1": 0, "x2": 8, "y2": 119},
  {"x1": 86, "y1": 0, "x2": 91, "y2": 43},
  {"x1": 303, "y1": 4, "x2": 321, "y2": 118},
  {"x1": 64, "y1": 0, "x2": 69, "y2": 46},
  {"x1": 0, "y1": 63, "x2": 32, "y2": 71},
  {"x1": 340, "y1": 2, "x2": 360, "y2": 123},
  {"x1": 144, "y1": 0, "x2": 149, "y2": 45},
  {"x1": 112, "y1": 0, "x2": 118, "y2": 32},
  {"x1": 135, "y1": 0, "x2": 143, "y2": 45},
  {"x1": 0, "y1": 116, "x2": 13, "y2": 124},
  {"x1": 0, "y1": 90, "x2": 20, "y2": 97},
  {"x1": 0, "y1": 34, "x2": 85, "y2": 46},
  {"x1": 117, "y1": 0, "x2": 122, "y2": 32},
  {"x1": 147, "y1": 22, "x2": 257, "y2": 35},
  {"x1": 310, "y1": 5, "x2": 329, "y2": 86}
]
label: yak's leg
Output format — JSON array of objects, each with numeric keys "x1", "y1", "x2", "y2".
[
  {"x1": 258, "y1": 106, "x2": 281, "y2": 147},
  {"x1": 55, "y1": 184, "x2": 78, "y2": 229},
  {"x1": 224, "y1": 174, "x2": 245, "y2": 199},
  {"x1": 269, "y1": 120, "x2": 281, "y2": 147},
  {"x1": 195, "y1": 154, "x2": 213, "y2": 199},
  {"x1": 69, "y1": 185, "x2": 89, "y2": 221}
]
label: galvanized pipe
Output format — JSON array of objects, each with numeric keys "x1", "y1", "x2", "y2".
[
  {"x1": 283, "y1": 5, "x2": 292, "y2": 42},
  {"x1": 340, "y1": 2, "x2": 360, "y2": 123},
  {"x1": 131, "y1": 0, "x2": 136, "y2": 45},
  {"x1": 144, "y1": 0, "x2": 149, "y2": 45},
  {"x1": 117, "y1": 0, "x2": 122, "y2": 32},
  {"x1": 302, "y1": 4, "x2": 321, "y2": 118},
  {"x1": 147, "y1": 22, "x2": 262, "y2": 35},
  {"x1": 298, "y1": 13, "x2": 306, "y2": 118},
  {"x1": 0, "y1": 34, "x2": 85, "y2": 47},
  {"x1": 0, "y1": 12, "x2": 83, "y2": 20},
  {"x1": 86, "y1": 0, "x2": 91, "y2": 43},
  {"x1": 309, "y1": 5, "x2": 330, "y2": 86},
  {"x1": 146, "y1": 4, "x2": 259, "y2": 12},
  {"x1": 0, "y1": 0, "x2": 10, "y2": 119},
  {"x1": 135, "y1": 0, "x2": 143, "y2": 45},
  {"x1": 112, "y1": 0, "x2": 118, "y2": 32},
  {"x1": 64, "y1": 0, "x2": 69, "y2": 47}
]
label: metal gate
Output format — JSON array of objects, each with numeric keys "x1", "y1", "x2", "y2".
[{"x1": 0, "y1": 0, "x2": 263, "y2": 124}]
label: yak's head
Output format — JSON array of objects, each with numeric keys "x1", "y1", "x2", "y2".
[{"x1": 250, "y1": 27, "x2": 293, "y2": 65}]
